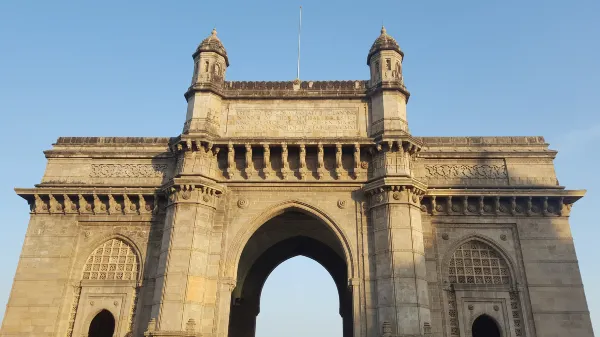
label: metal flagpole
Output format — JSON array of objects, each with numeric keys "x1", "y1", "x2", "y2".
[{"x1": 297, "y1": 6, "x2": 302, "y2": 80}]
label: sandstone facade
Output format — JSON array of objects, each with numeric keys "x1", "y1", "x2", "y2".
[{"x1": 0, "y1": 27, "x2": 594, "y2": 337}]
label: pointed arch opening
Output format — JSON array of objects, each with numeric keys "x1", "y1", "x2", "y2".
[
  {"x1": 228, "y1": 209, "x2": 352, "y2": 337},
  {"x1": 82, "y1": 238, "x2": 140, "y2": 282},
  {"x1": 88, "y1": 309, "x2": 115, "y2": 337},
  {"x1": 472, "y1": 314, "x2": 501, "y2": 337}
]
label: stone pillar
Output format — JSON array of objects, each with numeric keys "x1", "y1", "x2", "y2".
[
  {"x1": 151, "y1": 181, "x2": 224, "y2": 334},
  {"x1": 366, "y1": 183, "x2": 429, "y2": 337}
]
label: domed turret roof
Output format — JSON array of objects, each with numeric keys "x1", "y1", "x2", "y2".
[
  {"x1": 194, "y1": 28, "x2": 229, "y2": 66},
  {"x1": 367, "y1": 26, "x2": 403, "y2": 64}
]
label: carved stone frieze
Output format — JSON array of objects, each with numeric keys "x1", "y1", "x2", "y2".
[
  {"x1": 423, "y1": 164, "x2": 507, "y2": 179},
  {"x1": 90, "y1": 164, "x2": 169, "y2": 178}
]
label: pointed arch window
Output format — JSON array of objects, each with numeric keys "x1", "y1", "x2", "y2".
[
  {"x1": 82, "y1": 239, "x2": 139, "y2": 281},
  {"x1": 448, "y1": 240, "x2": 510, "y2": 285}
]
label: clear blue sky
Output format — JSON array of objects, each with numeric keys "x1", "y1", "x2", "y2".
[{"x1": 1, "y1": 0, "x2": 598, "y2": 335}]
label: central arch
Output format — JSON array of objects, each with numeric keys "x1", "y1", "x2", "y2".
[{"x1": 227, "y1": 207, "x2": 353, "y2": 337}]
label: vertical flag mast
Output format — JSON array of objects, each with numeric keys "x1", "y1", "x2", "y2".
[{"x1": 297, "y1": 6, "x2": 302, "y2": 80}]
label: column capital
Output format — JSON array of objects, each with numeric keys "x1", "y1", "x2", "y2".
[{"x1": 163, "y1": 178, "x2": 225, "y2": 208}]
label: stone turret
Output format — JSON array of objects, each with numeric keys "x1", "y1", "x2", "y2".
[
  {"x1": 184, "y1": 28, "x2": 228, "y2": 135},
  {"x1": 191, "y1": 28, "x2": 229, "y2": 85},
  {"x1": 367, "y1": 26, "x2": 410, "y2": 138}
]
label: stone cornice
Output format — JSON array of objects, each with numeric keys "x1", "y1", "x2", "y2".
[
  {"x1": 365, "y1": 80, "x2": 411, "y2": 101},
  {"x1": 15, "y1": 187, "x2": 165, "y2": 216},
  {"x1": 421, "y1": 190, "x2": 585, "y2": 217},
  {"x1": 184, "y1": 80, "x2": 371, "y2": 100}
]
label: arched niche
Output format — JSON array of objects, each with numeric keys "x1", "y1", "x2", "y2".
[
  {"x1": 69, "y1": 237, "x2": 141, "y2": 337},
  {"x1": 443, "y1": 237, "x2": 524, "y2": 337}
]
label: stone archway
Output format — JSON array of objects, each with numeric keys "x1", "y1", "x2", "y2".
[
  {"x1": 88, "y1": 309, "x2": 115, "y2": 337},
  {"x1": 228, "y1": 210, "x2": 352, "y2": 337}
]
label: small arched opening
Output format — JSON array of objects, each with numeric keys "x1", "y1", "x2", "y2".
[
  {"x1": 472, "y1": 314, "x2": 501, "y2": 337},
  {"x1": 88, "y1": 309, "x2": 115, "y2": 337}
]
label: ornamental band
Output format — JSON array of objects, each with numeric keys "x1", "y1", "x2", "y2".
[{"x1": 0, "y1": 27, "x2": 594, "y2": 337}]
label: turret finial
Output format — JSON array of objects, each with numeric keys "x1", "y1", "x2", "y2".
[
  {"x1": 381, "y1": 26, "x2": 387, "y2": 35},
  {"x1": 211, "y1": 28, "x2": 217, "y2": 36}
]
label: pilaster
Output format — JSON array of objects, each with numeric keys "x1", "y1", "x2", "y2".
[
  {"x1": 365, "y1": 180, "x2": 431, "y2": 337},
  {"x1": 151, "y1": 179, "x2": 225, "y2": 336}
]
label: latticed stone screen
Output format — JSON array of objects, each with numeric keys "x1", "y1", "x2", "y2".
[
  {"x1": 83, "y1": 239, "x2": 138, "y2": 281},
  {"x1": 448, "y1": 240, "x2": 509, "y2": 285}
]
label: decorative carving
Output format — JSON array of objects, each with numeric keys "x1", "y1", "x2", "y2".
[
  {"x1": 90, "y1": 164, "x2": 168, "y2": 178},
  {"x1": 353, "y1": 143, "x2": 360, "y2": 179},
  {"x1": 186, "y1": 318, "x2": 197, "y2": 333},
  {"x1": 123, "y1": 194, "x2": 137, "y2": 214},
  {"x1": 263, "y1": 144, "x2": 272, "y2": 178},
  {"x1": 244, "y1": 144, "x2": 253, "y2": 178},
  {"x1": 393, "y1": 192, "x2": 400, "y2": 200},
  {"x1": 299, "y1": 144, "x2": 307, "y2": 180},
  {"x1": 382, "y1": 321, "x2": 392, "y2": 337},
  {"x1": 468, "y1": 304, "x2": 474, "y2": 310},
  {"x1": 335, "y1": 143, "x2": 342, "y2": 179},
  {"x1": 65, "y1": 286, "x2": 81, "y2": 337},
  {"x1": 34, "y1": 194, "x2": 48, "y2": 213},
  {"x1": 281, "y1": 143, "x2": 290, "y2": 179},
  {"x1": 510, "y1": 197, "x2": 517, "y2": 215},
  {"x1": 424, "y1": 164, "x2": 507, "y2": 179},
  {"x1": 82, "y1": 238, "x2": 139, "y2": 281},
  {"x1": 317, "y1": 143, "x2": 325, "y2": 179},
  {"x1": 510, "y1": 291, "x2": 523, "y2": 336},
  {"x1": 493, "y1": 305, "x2": 499, "y2": 311},
  {"x1": 49, "y1": 194, "x2": 63, "y2": 214},
  {"x1": 127, "y1": 287, "x2": 139, "y2": 335},
  {"x1": 93, "y1": 193, "x2": 106, "y2": 214},
  {"x1": 500, "y1": 234, "x2": 507, "y2": 241},
  {"x1": 448, "y1": 240, "x2": 510, "y2": 285},
  {"x1": 138, "y1": 194, "x2": 150, "y2": 213},
  {"x1": 448, "y1": 290, "x2": 459, "y2": 336},
  {"x1": 108, "y1": 194, "x2": 121, "y2": 214},
  {"x1": 78, "y1": 194, "x2": 92, "y2": 214},
  {"x1": 237, "y1": 198, "x2": 249, "y2": 209},
  {"x1": 227, "y1": 143, "x2": 235, "y2": 179},
  {"x1": 63, "y1": 194, "x2": 77, "y2": 214},
  {"x1": 337, "y1": 200, "x2": 347, "y2": 209},
  {"x1": 442, "y1": 233, "x2": 449, "y2": 240}
]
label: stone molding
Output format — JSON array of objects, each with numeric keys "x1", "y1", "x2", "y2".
[
  {"x1": 16, "y1": 188, "x2": 164, "y2": 216},
  {"x1": 421, "y1": 192, "x2": 583, "y2": 217}
]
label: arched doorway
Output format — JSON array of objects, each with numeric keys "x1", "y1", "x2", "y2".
[
  {"x1": 228, "y1": 210, "x2": 352, "y2": 337},
  {"x1": 88, "y1": 309, "x2": 115, "y2": 337},
  {"x1": 472, "y1": 314, "x2": 500, "y2": 337}
]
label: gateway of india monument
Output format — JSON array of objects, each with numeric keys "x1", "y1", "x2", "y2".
[{"x1": 0, "y1": 27, "x2": 595, "y2": 337}]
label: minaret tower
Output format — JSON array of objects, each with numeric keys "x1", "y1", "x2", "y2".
[
  {"x1": 183, "y1": 28, "x2": 229, "y2": 135},
  {"x1": 367, "y1": 26, "x2": 410, "y2": 138},
  {"x1": 364, "y1": 27, "x2": 431, "y2": 337}
]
